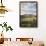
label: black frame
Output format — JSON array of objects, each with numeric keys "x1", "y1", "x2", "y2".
[{"x1": 19, "y1": 1, "x2": 38, "y2": 28}]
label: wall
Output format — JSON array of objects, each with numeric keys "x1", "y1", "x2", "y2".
[{"x1": 0, "y1": 0, "x2": 46, "y2": 45}]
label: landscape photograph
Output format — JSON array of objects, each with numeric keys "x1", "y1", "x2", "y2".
[{"x1": 20, "y1": 1, "x2": 38, "y2": 27}]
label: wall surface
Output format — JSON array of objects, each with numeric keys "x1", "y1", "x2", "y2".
[{"x1": 0, "y1": 0, "x2": 46, "y2": 45}]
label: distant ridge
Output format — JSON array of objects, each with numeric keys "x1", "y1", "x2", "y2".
[{"x1": 20, "y1": 14, "x2": 36, "y2": 17}]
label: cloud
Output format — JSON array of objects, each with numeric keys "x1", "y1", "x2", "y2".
[{"x1": 21, "y1": 3, "x2": 36, "y2": 15}]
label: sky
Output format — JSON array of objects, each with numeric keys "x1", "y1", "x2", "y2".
[{"x1": 21, "y1": 2, "x2": 37, "y2": 15}]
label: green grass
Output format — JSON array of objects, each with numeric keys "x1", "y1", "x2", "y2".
[{"x1": 20, "y1": 15, "x2": 37, "y2": 27}]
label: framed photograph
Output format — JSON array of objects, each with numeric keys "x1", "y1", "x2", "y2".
[{"x1": 19, "y1": 1, "x2": 38, "y2": 27}]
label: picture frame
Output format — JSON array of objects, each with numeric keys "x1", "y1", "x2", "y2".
[{"x1": 19, "y1": 1, "x2": 38, "y2": 27}]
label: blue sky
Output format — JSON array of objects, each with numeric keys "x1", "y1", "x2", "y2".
[{"x1": 21, "y1": 3, "x2": 36, "y2": 15}]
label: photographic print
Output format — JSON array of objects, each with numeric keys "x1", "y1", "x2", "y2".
[{"x1": 20, "y1": 1, "x2": 38, "y2": 27}]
